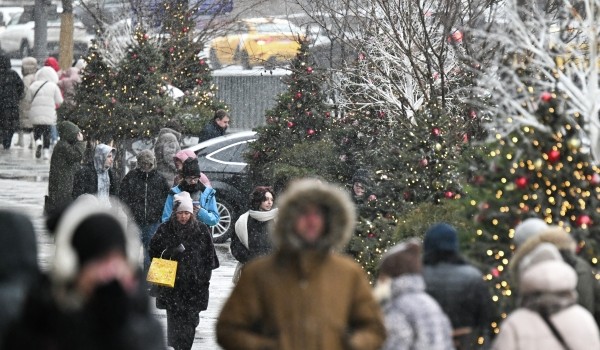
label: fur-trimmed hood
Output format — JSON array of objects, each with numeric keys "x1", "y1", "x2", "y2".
[
  {"x1": 510, "y1": 226, "x2": 576, "y2": 277},
  {"x1": 51, "y1": 195, "x2": 141, "y2": 286},
  {"x1": 272, "y1": 179, "x2": 356, "y2": 253}
]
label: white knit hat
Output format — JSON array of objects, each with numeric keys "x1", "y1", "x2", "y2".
[
  {"x1": 513, "y1": 218, "x2": 549, "y2": 247},
  {"x1": 174, "y1": 191, "x2": 193, "y2": 213}
]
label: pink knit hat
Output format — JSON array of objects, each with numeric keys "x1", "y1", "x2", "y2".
[{"x1": 173, "y1": 149, "x2": 197, "y2": 163}]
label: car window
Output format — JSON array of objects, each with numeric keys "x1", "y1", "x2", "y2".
[
  {"x1": 230, "y1": 142, "x2": 249, "y2": 162},
  {"x1": 210, "y1": 143, "x2": 241, "y2": 162},
  {"x1": 18, "y1": 11, "x2": 32, "y2": 24},
  {"x1": 8, "y1": 12, "x2": 20, "y2": 25}
]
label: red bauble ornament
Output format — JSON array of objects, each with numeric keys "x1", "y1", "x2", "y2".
[
  {"x1": 540, "y1": 91, "x2": 553, "y2": 102},
  {"x1": 295, "y1": 92, "x2": 302, "y2": 99},
  {"x1": 306, "y1": 111, "x2": 313, "y2": 117},
  {"x1": 287, "y1": 121, "x2": 295, "y2": 128},
  {"x1": 325, "y1": 111, "x2": 331, "y2": 118},
  {"x1": 306, "y1": 66, "x2": 313, "y2": 73},
  {"x1": 111, "y1": 97, "x2": 116, "y2": 104},
  {"x1": 462, "y1": 133, "x2": 469, "y2": 143},
  {"x1": 546, "y1": 149, "x2": 561, "y2": 163},
  {"x1": 515, "y1": 176, "x2": 528, "y2": 189},
  {"x1": 403, "y1": 191, "x2": 412, "y2": 201},
  {"x1": 358, "y1": 52, "x2": 365, "y2": 60},
  {"x1": 307, "y1": 128, "x2": 316, "y2": 136},
  {"x1": 196, "y1": 79, "x2": 203, "y2": 85},
  {"x1": 367, "y1": 232, "x2": 376, "y2": 238},
  {"x1": 576, "y1": 214, "x2": 592, "y2": 227},
  {"x1": 143, "y1": 33, "x2": 149, "y2": 40},
  {"x1": 591, "y1": 173, "x2": 600, "y2": 185},
  {"x1": 169, "y1": 47, "x2": 175, "y2": 53},
  {"x1": 182, "y1": 26, "x2": 189, "y2": 33},
  {"x1": 419, "y1": 158, "x2": 428, "y2": 167},
  {"x1": 431, "y1": 127, "x2": 441, "y2": 137},
  {"x1": 469, "y1": 110, "x2": 477, "y2": 119},
  {"x1": 199, "y1": 59, "x2": 205, "y2": 65},
  {"x1": 491, "y1": 268, "x2": 500, "y2": 278},
  {"x1": 132, "y1": 53, "x2": 138, "y2": 59},
  {"x1": 149, "y1": 66, "x2": 156, "y2": 73},
  {"x1": 444, "y1": 191, "x2": 455, "y2": 199}
]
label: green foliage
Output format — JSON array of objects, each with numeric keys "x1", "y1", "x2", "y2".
[
  {"x1": 248, "y1": 40, "x2": 332, "y2": 189},
  {"x1": 463, "y1": 91, "x2": 600, "y2": 323}
]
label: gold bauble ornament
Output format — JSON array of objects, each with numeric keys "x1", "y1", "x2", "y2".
[
  {"x1": 534, "y1": 158, "x2": 543, "y2": 170},
  {"x1": 435, "y1": 143, "x2": 442, "y2": 151},
  {"x1": 567, "y1": 137, "x2": 581, "y2": 151}
]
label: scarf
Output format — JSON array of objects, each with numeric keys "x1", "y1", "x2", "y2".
[
  {"x1": 234, "y1": 208, "x2": 278, "y2": 249},
  {"x1": 96, "y1": 170, "x2": 110, "y2": 207}
]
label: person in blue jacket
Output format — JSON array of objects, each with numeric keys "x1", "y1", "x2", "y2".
[{"x1": 162, "y1": 157, "x2": 219, "y2": 227}]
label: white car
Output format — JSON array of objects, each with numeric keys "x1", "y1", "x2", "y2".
[
  {"x1": 0, "y1": 7, "x2": 23, "y2": 33},
  {"x1": 0, "y1": 6, "x2": 90, "y2": 58}
]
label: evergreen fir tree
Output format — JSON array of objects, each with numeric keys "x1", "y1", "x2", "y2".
[
  {"x1": 464, "y1": 90, "x2": 600, "y2": 327},
  {"x1": 109, "y1": 29, "x2": 176, "y2": 141},
  {"x1": 159, "y1": 0, "x2": 226, "y2": 135},
  {"x1": 59, "y1": 42, "x2": 116, "y2": 141},
  {"x1": 247, "y1": 39, "x2": 333, "y2": 191}
]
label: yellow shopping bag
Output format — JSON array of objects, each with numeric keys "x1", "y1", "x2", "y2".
[{"x1": 146, "y1": 257, "x2": 178, "y2": 288}]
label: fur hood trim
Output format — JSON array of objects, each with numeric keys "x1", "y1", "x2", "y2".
[
  {"x1": 510, "y1": 226, "x2": 576, "y2": 276},
  {"x1": 272, "y1": 179, "x2": 356, "y2": 252},
  {"x1": 51, "y1": 195, "x2": 141, "y2": 285}
]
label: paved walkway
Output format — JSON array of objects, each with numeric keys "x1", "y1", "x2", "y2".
[{"x1": 0, "y1": 134, "x2": 234, "y2": 349}]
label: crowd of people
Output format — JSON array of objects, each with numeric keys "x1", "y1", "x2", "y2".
[{"x1": 1, "y1": 56, "x2": 600, "y2": 350}]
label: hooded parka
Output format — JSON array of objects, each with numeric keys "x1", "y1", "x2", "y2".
[
  {"x1": 72, "y1": 144, "x2": 119, "y2": 203},
  {"x1": 27, "y1": 67, "x2": 63, "y2": 126},
  {"x1": 216, "y1": 179, "x2": 386, "y2": 350},
  {"x1": 154, "y1": 127, "x2": 181, "y2": 184},
  {"x1": 47, "y1": 121, "x2": 85, "y2": 213},
  {"x1": 119, "y1": 165, "x2": 170, "y2": 226}
]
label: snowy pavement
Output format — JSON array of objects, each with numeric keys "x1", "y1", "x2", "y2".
[{"x1": 0, "y1": 134, "x2": 235, "y2": 349}]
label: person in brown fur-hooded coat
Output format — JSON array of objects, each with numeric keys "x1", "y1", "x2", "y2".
[
  {"x1": 510, "y1": 226, "x2": 600, "y2": 325},
  {"x1": 216, "y1": 178, "x2": 386, "y2": 350}
]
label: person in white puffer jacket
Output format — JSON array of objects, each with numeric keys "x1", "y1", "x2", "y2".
[
  {"x1": 492, "y1": 243, "x2": 600, "y2": 350},
  {"x1": 27, "y1": 66, "x2": 63, "y2": 160}
]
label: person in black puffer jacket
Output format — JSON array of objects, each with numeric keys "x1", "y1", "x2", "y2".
[
  {"x1": 150, "y1": 191, "x2": 219, "y2": 350},
  {"x1": 230, "y1": 186, "x2": 278, "y2": 283},
  {"x1": 119, "y1": 150, "x2": 170, "y2": 272},
  {"x1": 422, "y1": 223, "x2": 496, "y2": 350}
]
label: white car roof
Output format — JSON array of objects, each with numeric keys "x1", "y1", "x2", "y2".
[{"x1": 183, "y1": 130, "x2": 257, "y2": 153}]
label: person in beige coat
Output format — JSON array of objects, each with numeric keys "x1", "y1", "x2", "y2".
[
  {"x1": 17, "y1": 56, "x2": 37, "y2": 148},
  {"x1": 492, "y1": 243, "x2": 600, "y2": 350},
  {"x1": 216, "y1": 178, "x2": 386, "y2": 350}
]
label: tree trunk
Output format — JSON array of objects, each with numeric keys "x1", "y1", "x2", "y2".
[
  {"x1": 59, "y1": 0, "x2": 74, "y2": 70},
  {"x1": 33, "y1": 0, "x2": 48, "y2": 61}
]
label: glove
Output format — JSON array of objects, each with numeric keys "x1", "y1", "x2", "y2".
[{"x1": 164, "y1": 244, "x2": 186, "y2": 259}]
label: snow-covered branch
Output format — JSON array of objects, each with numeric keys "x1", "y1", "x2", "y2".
[{"x1": 471, "y1": 0, "x2": 600, "y2": 160}]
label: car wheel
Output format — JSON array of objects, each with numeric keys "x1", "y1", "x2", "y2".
[
  {"x1": 209, "y1": 48, "x2": 222, "y2": 69},
  {"x1": 239, "y1": 50, "x2": 251, "y2": 70},
  {"x1": 20, "y1": 41, "x2": 30, "y2": 58},
  {"x1": 211, "y1": 199, "x2": 235, "y2": 243}
]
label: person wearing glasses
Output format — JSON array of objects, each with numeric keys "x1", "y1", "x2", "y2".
[{"x1": 161, "y1": 157, "x2": 219, "y2": 228}]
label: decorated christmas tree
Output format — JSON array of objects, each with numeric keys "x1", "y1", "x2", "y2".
[
  {"x1": 464, "y1": 90, "x2": 600, "y2": 328},
  {"x1": 59, "y1": 42, "x2": 116, "y2": 141},
  {"x1": 247, "y1": 39, "x2": 334, "y2": 191},
  {"x1": 108, "y1": 29, "x2": 176, "y2": 141},
  {"x1": 159, "y1": 0, "x2": 227, "y2": 135}
]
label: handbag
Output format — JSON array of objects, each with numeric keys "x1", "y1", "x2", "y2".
[{"x1": 146, "y1": 249, "x2": 178, "y2": 288}]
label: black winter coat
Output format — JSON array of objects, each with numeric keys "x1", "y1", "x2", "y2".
[
  {"x1": 197, "y1": 120, "x2": 225, "y2": 143},
  {"x1": 3, "y1": 273, "x2": 166, "y2": 350},
  {"x1": 230, "y1": 217, "x2": 274, "y2": 264},
  {"x1": 119, "y1": 168, "x2": 170, "y2": 226},
  {"x1": 149, "y1": 218, "x2": 219, "y2": 312},
  {"x1": 72, "y1": 164, "x2": 119, "y2": 200},
  {"x1": 0, "y1": 56, "x2": 24, "y2": 129}
]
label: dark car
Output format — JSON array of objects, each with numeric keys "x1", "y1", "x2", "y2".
[{"x1": 183, "y1": 130, "x2": 257, "y2": 243}]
